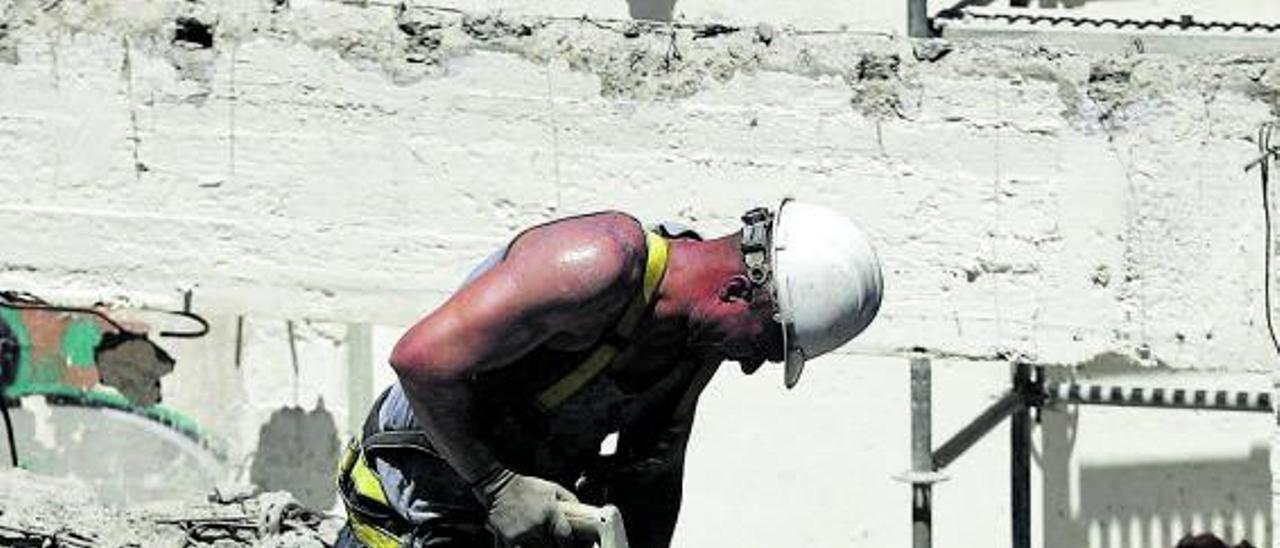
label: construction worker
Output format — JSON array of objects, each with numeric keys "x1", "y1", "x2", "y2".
[{"x1": 336, "y1": 200, "x2": 884, "y2": 548}]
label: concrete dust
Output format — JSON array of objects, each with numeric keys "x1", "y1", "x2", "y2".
[
  {"x1": 0, "y1": 468, "x2": 341, "y2": 548},
  {"x1": 1083, "y1": 57, "x2": 1174, "y2": 128},
  {"x1": 1246, "y1": 59, "x2": 1280, "y2": 116},
  {"x1": 846, "y1": 52, "x2": 907, "y2": 118}
]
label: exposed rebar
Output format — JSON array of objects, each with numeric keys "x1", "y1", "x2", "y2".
[{"x1": 1043, "y1": 382, "x2": 1272, "y2": 413}]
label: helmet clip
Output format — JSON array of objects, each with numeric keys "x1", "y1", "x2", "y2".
[{"x1": 740, "y1": 206, "x2": 774, "y2": 287}]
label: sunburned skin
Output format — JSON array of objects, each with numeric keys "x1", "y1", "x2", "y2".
[
  {"x1": 559, "y1": 246, "x2": 600, "y2": 266},
  {"x1": 386, "y1": 211, "x2": 783, "y2": 548}
]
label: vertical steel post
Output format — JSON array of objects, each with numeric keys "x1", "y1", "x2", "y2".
[
  {"x1": 908, "y1": 0, "x2": 931, "y2": 38},
  {"x1": 1011, "y1": 361, "x2": 1033, "y2": 548},
  {"x1": 345, "y1": 323, "x2": 374, "y2": 438},
  {"x1": 910, "y1": 354, "x2": 933, "y2": 548}
]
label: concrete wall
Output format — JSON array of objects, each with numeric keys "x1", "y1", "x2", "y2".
[{"x1": 1, "y1": 0, "x2": 1278, "y2": 546}]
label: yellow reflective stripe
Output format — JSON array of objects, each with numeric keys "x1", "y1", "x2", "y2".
[
  {"x1": 536, "y1": 344, "x2": 619, "y2": 410},
  {"x1": 338, "y1": 438, "x2": 403, "y2": 547},
  {"x1": 534, "y1": 232, "x2": 669, "y2": 411},
  {"x1": 337, "y1": 438, "x2": 359, "y2": 484},
  {"x1": 350, "y1": 515, "x2": 403, "y2": 548},
  {"x1": 643, "y1": 232, "x2": 668, "y2": 299},
  {"x1": 615, "y1": 232, "x2": 669, "y2": 335},
  {"x1": 350, "y1": 452, "x2": 391, "y2": 507}
]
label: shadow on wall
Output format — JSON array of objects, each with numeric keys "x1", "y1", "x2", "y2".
[
  {"x1": 1042, "y1": 408, "x2": 1270, "y2": 548},
  {"x1": 1076, "y1": 449, "x2": 1270, "y2": 548},
  {"x1": 627, "y1": 0, "x2": 677, "y2": 22},
  {"x1": 250, "y1": 401, "x2": 340, "y2": 509}
]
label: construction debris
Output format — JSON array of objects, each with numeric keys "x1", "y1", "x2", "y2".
[
  {"x1": 0, "y1": 469, "x2": 342, "y2": 548},
  {"x1": 0, "y1": 523, "x2": 96, "y2": 548}
]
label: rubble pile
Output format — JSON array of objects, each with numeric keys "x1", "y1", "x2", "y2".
[{"x1": 0, "y1": 469, "x2": 342, "y2": 548}]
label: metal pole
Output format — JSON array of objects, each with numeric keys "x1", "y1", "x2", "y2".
[
  {"x1": 908, "y1": 0, "x2": 930, "y2": 37},
  {"x1": 910, "y1": 354, "x2": 932, "y2": 548},
  {"x1": 345, "y1": 323, "x2": 374, "y2": 437},
  {"x1": 1011, "y1": 362, "x2": 1032, "y2": 548}
]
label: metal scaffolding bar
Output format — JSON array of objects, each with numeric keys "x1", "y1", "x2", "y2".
[
  {"x1": 931, "y1": 389, "x2": 1021, "y2": 470},
  {"x1": 908, "y1": 0, "x2": 931, "y2": 37},
  {"x1": 1010, "y1": 363, "x2": 1033, "y2": 548},
  {"x1": 910, "y1": 355, "x2": 933, "y2": 548},
  {"x1": 1043, "y1": 382, "x2": 1272, "y2": 413},
  {"x1": 906, "y1": 353, "x2": 1272, "y2": 548}
]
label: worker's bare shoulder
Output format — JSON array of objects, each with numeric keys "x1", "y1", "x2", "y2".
[{"x1": 504, "y1": 211, "x2": 647, "y2": 304}]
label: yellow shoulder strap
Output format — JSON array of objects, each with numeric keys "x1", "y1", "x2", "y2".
[
  {"x1": 336, "y1": 438, "x2": 404, "y2": 548},
  {"x1": 535, "y1": 232, "x2": 669, "y2": 410}
]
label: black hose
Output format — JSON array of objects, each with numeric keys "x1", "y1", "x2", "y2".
[
  {"x1": 1, "y1": 400, "x2": 17, "y2": 467},
  {"x1": 0, "y1": 292, "x2": 135, "y2": 336},
  {"x1": 0, "y1": 291, "x2": 208, "y2": 339}
]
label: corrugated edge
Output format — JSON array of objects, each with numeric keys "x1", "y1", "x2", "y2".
[{"x1": 937, "y1": 8, "x2": 1280, "y2": 35}]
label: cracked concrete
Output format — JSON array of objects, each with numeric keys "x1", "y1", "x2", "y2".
[
  {"x1": 0, "y1": 24, "x2": 15, "y2": 64},
  {"x1": 1, "y1": 1, "x2": 1276, "y2": 121}
]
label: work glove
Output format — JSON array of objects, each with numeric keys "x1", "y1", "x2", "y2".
[{"x1": 476, "y1": 468, "x2": 578, "y2": 548}]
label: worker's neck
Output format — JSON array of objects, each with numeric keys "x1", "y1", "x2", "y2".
[{"x1": 654, "y1": 234, "x2": 743, "y2": 320}]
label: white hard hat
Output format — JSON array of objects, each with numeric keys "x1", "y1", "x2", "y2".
[{"x1": 741, "y1": 199, "x2": 884, "y2": 388}]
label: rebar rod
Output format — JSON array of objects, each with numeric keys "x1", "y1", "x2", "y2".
[{"x1": 1043, "y1": 382, "x2": 1272, "y2": 413}]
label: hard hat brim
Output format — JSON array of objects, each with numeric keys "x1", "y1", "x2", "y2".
[
  {"x1": 784, "y1": 346, "x2": 804, "y2": 389},
  {"x1": 769, "y1": 198, "x2": 883, "y2": 390},
  {"x1": 774, "y1": 198, "x2": 803, "y2": 390}
]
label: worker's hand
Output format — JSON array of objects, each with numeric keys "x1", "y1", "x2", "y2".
[{"x1": 477, "y1": 468, "x2": 578, "y2": 548}]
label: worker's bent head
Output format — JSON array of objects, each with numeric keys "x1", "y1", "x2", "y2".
[
  {"x1": 743, "y1": 200, "x2": 884, "y2": 388},
  {"x1": 688, "y1": 200, "x2": 884, "y2": 388}
]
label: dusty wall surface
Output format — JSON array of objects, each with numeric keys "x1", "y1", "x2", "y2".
[
  {"x1": 3, "y1": 1, "x2": 1280, "y2": 371},
  {"x1": 414, "y1": 0, "x2": 906, "y2": 30},
  {"x1": 0, "y1": 1, "x2": 1277, "y2": 547}
]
